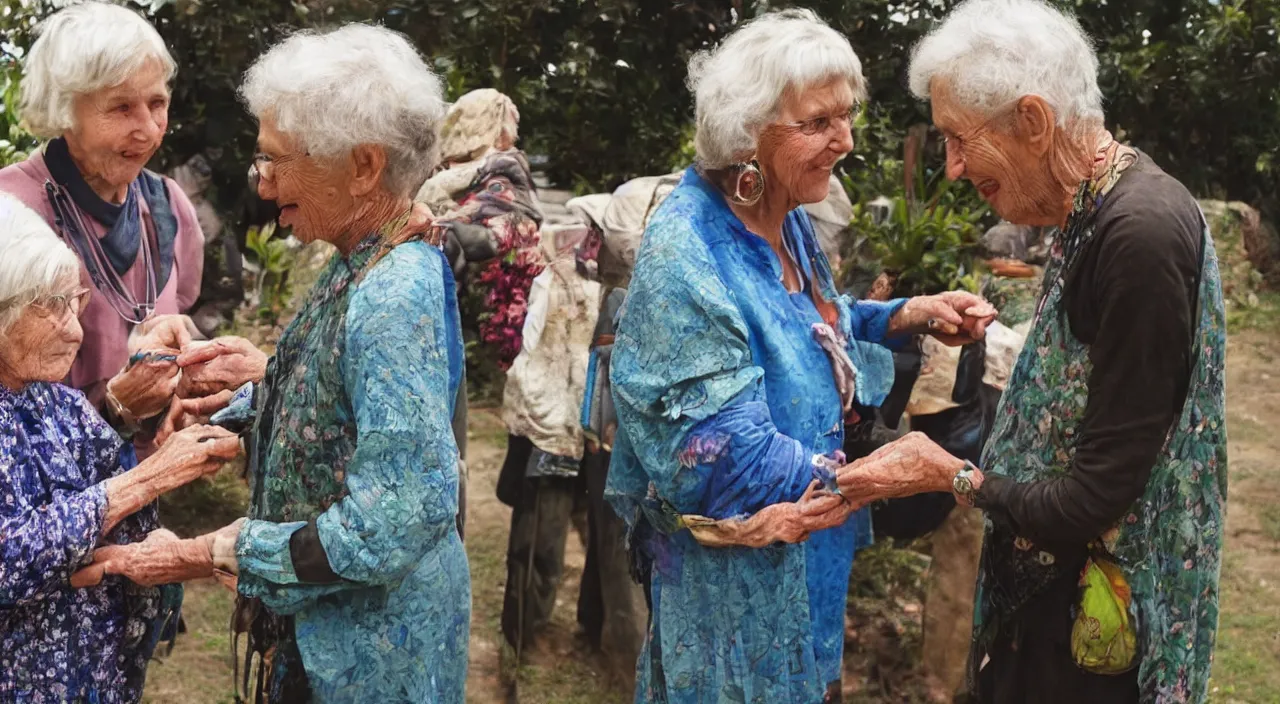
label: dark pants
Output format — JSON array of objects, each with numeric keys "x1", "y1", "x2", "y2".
[
  {"x1": 577, "y1": 449, "x2": 647, "y2": 688},
  {"x1": 499, "y1": 437, "x2": 646, "y2": 686},
  {"x1": 500, "y1": 436, "x2": 578, "y2": 649}
]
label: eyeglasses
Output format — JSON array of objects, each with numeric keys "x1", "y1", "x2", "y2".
[
  {"x1": 783, "y1": 105, "x2": 860, "y2": 138},
  {"x1": 249, "y1": 152, "x2": 280, "y2": 185},
  {"x1": 248, "y1": 150, "x2": 309, "y2": 188},
  {"x1": 30, "y1": 287, "x2": 92, "y2": 320}
]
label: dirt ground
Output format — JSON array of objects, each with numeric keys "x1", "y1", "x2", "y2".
[
  {"x1": 141, "y1": 328, "x2": 1280, "y2": 703},
  {"x1": 142, "y1": 404, "x2": 627, "y2": 704},
  {"x1": 1209, "y1": 330, "x2": 1280, "y2": 704}
]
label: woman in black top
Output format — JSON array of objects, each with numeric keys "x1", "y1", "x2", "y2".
[{"x1": 835, "y1": 1, "x2": 1229, "y2": 703}]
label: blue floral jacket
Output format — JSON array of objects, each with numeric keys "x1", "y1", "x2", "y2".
[{"x1": 1, "y1": 382, "x2": 165, "y2": 703}]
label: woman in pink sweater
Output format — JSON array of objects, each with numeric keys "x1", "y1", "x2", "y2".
[{"x1": 0, "y1": 2, "x2": 204, "y2": 439}]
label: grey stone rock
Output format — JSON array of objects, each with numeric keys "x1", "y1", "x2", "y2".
[{"x1": 981, "y1": 221, "x2": 1039, "y2": 261}]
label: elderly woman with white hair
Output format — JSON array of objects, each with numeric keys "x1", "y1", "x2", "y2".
[
  {"x1": 834, "y1": 1, "x2": 1228, "y2": 702},
  {"x1": 0, "y1": 2, "x2": 207, "y2": 437},
  {"x1": 605, "y1": 10, "x2": 994, "y2": 703},
  {"x1": 72, "y1": 24, "x2": 471, "y2": 703},
  {"x1": 0, "y1": 194, "x2": 241, "y2": 702}
]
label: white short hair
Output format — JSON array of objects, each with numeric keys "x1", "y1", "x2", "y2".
[
  {"x1": 908, "y1": 0, "x2": 1104, "y2": 129},
  {"x1": 18, "y1": 1, "x2": 177, "y2": 139},
  {"x1": 0, "y1": 193, "x2": 81, "y2": 334},
  {"x1": 688, "y1": 9, "x2": 867, "y2": 169},
  {"x1": 240, "y1": 23, "x2": 447, "y2": 197}
]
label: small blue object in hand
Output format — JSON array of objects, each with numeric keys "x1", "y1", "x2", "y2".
[{"x1": 127, "y1": 351, "x2": 178, "y2": 368}]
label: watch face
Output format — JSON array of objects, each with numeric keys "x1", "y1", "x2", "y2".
[{"x1": 953, "y1": 473, "x2": 973, "y2": 496}]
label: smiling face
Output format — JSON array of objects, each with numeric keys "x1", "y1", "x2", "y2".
[
  {"x1": 253, "y1": 116, "x2": 358, "y2": 247},
  {"x1": 929, "y1": 80, "x2": 1069, "y2": 226},
  {"x1": 0, "y1": 276, "x2": 86, "y2": 391},
  {"x1": 64, "y1": 60, "x2": 170, "y2": 201},
  {"x1": 756, "y1": 76, "x2": 856, "y2": 207}
]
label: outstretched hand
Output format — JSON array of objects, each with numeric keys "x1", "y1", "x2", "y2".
[
  {"x1": 154, "y1": 389, "x2": 236, "y2": 447},
  {"x1": 889, "y1": 291, "x2": 998, "y2": 346},
  {"x1": 835, "y1": 432, "x2": 961, "y2": 505},
  {"x1": 70, "y1": 529, "x2": 212, "y2": 589},
  {"x1": 684, "y1": 480, "x2": 858, "y2": 548}
]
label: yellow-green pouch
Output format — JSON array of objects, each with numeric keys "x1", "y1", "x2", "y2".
[{"x1": 1071, "y1": 557, "x2": 1138, "y2": 674}]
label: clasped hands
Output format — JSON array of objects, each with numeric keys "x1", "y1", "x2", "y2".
[
  {"x1": 682, "y1": 292, "x2": 995, "y2": 549},
  {"x1": 66, "y1": 211, "x2": 445, "y2": 593},
  {"x1": 70, "y1": 518, "x2": 244, "y2": 591},
  {"x1": 118, "y1": 203, "x2": 433, "y2": 439},
  {"x1": 109, "y1": 314, "x2": 268, "y2": 444},
  {"x1": 888, "y1": 290, "x2": 998, "y2": 346},
  {"x1": 687, "y1": 432, "x2": 970, "y2": 549}
]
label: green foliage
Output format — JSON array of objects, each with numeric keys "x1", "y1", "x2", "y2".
[
  {"x1": 844, "y1": 537, "x2": 932, "y2": 700},
  {"x1": 845, "y1": 153, "x2": 989, "y2": 297},
  {"x1": 386, "y1": 0, "x2": 733, "y2": 193},
  {"x1": 0, "y1": 0, "x2": 303, "y2": 220},
  {"x1": 2, "y1": 0, "x2": 1275, "y2": 214},
  {"x1": 0, "y1": 6, "x2": 39, "y2": 168},
  {"x1": 795, "y1": 0, "x2": 1280, "y2": 220},
  {"x1": 841, "y1": 106, "x2": 908, "y2": 206},
  {"x1": 242, "y1": 221, "x2": 294, "y2": 320},
  {"x1": 1071, "y1": 0, "x2": 1280, "y2": 219},
  {"x1": 0, "y1": 62, "x2": 35, "y2": 167},
  {"x1": 147, "y1": 0, "x2": 307, "y2": 220}
]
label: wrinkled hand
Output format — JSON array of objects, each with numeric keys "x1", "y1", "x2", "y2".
[
  {"x1": 684, "y1": 481, "x2": 857, "y2": 548},
  {"x1": 107, "y1": 349, "x2": 182, "y2": 420},
  {"x1": 129, "y1": 315, "x2": 200, "y2": 355},
  {"x1": 147, "y1": 424, "x2": 242, "y2": 483},
  {"x1": 835, "y1": 432, "x2": 961, "y2": 504},
  {"x1": 888, "y1": 291, "x2": 998, "y2": 346},
  {"x1": 208, "y1": 518, "x2": 245, "y2": 574},
  {"x1": 176, "y1": 337, "x2": 268, "y2": 399},
  {"x1": 154, "y1": 390, "x2": 236, "y2": 447},
  {"x1": 70, "y1": 528, "x2": 212, "y2": 588}
]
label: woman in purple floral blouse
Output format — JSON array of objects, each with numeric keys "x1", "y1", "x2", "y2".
[{"x1": 0, "y1": 194, "x2": 241, "y2": 703}]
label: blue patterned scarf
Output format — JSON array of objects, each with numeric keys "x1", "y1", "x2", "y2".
[{"x1": 43, "y1": 137, "x2": 179, "y2": 295}]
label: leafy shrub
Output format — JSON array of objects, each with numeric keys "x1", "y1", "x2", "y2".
[
  {"x1": 842, "y1": 131, "x2": 990, "y2": 299},
  {"x1": 242, "y1": 221, "x2": 295, "y2": 321}
]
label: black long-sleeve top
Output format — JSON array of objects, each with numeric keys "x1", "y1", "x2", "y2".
[
  {"x1": 976, "y1": 152, "x2": 1202, "y2": 551},
  {"x1": 970, "y1": 153, "x2": 1204, "y2": 703}
]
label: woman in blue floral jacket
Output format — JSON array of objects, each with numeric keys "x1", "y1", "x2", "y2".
[
  {"x1": 606, "y1": 11, "x2": 995, "y2": 703},
  {"x1": 0, "y1": 194, "x2": 241, "y2": 703}
]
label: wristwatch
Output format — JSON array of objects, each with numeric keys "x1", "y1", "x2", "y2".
[{"x1": 952, "y1": 460, "x2": 981, "y2": 506}]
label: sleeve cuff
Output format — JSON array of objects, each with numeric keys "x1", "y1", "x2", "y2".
[
  {"x1": 235, "y1": 519, "x2": 307, "y2": 585},
  {"x1": 88, "y1": 480, "x2": 110, "y2": 526},
  {"x1": 876, "y1": 299, "x2": 910, "y2": 350},
  {"x1": 839, "y1": 297, "x2": 908, "y2": 344},
  {"x1": 974, "y1": 474, "x2": 1012, "y2": 513},
  {"x1": 289, "y1": 520, "x2": 342, "y2": 583},
  {"x1": 77, "y1": 481, "x2": 110, "y2": 551}
]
